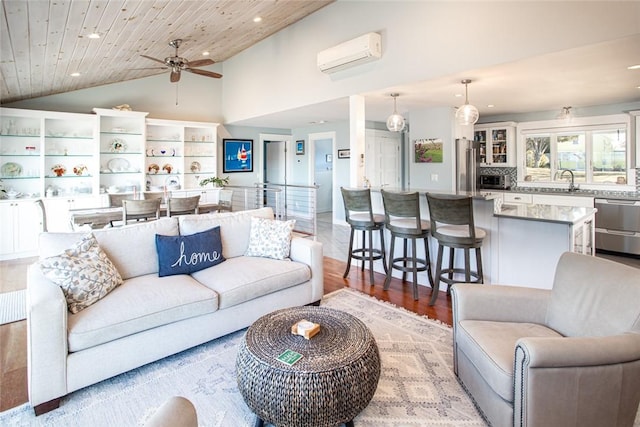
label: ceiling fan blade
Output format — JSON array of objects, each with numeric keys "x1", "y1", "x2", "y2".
[
  {"x1": 130, "y1": 67, "x2": 167, "y2": 70},
  {"x1": 185, "y1": 68, "x2": 222, "y2": 79},
  {"x1": 170, "y1": 70, "x2": 181, "y2": 83},
  {"x1": 141, "y1": 54, "x2": 167, "y2": 65},
  {"x1": 186, "y1": 58, "x2": 215, "y2": 68}
]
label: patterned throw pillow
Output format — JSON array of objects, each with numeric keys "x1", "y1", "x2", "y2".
[
  {"x1": 244, "y1": 217, "x2": 296, "y2": 260},
  {"x1": 155, "y1": 226, "x2": 225, "y2": 277},
  {"x1": 39, "y1": 233, "x2": 123, "y2": 314}
]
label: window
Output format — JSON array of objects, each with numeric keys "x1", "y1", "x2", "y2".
[{"x1": 522, "y1": 117, "x2": 628, "y2": 186}]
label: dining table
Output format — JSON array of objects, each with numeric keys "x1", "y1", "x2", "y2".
[{"x1": 69, "y1": 202, "x2": 228, "y2": 230}]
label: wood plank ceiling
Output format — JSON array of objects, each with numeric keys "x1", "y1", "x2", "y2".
[{"x1": 0, "y1": 0, "x2": 333, "y2": 104}]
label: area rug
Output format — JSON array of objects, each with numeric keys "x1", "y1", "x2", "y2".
[
  {"x1": 0, "y1": 290, "x2": 26, "y2": 326},
  {"x1": 0, "y1": 289, "x2": 488, "y2": 426}
]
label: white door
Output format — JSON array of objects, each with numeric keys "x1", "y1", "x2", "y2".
[
  {"x1": 313, "y1": 138, "x2": 333, "y2": 213},
  {"x1": 309, "y1": 132, "x2": 336, "y2": 215},
  {"x1": 264, "y1": 140, "x2": 286, "y2": 185},
  {"x1": 365, "y1": 130, "x2": 401, "y2": 187}
]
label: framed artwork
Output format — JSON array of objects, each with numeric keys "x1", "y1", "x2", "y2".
[
  {"x1": 326, "y1": 154, "x2": 333, "y2": 163},
  {"x1": 414, "y1": 138, "x2": 443, "y2": 163},
  {"x1": 223, "y1": 139, "x2": 253, "y2": 173},
  {"x1": 337, "y1": 149, "x2": 350, "y2": 159},
  {"x1": 296, "y1": 140, "x2": 305, "y2": 155}
]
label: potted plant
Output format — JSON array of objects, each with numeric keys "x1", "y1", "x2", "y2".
[{"x1": 199, "y1": 176, "x2": 229, "y2": 188}]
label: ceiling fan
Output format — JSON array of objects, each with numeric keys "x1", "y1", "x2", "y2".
[{"x1": 140, "y1": 39, "x2": 222, "y2": 82}]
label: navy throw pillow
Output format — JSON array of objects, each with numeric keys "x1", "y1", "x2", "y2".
[{"x1": 156, "y1": 226, "x2": 225, "y2": 277}]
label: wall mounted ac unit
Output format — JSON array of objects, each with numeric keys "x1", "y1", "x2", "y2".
[{"x1": 317, "y1": 32, "x2": 381, "y2": 74}]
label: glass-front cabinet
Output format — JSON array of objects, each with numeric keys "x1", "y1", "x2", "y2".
[
  {"x1": 93, "y1": 108, "x2": 148, "y2": 196},
  {"x1": 0, "y1": 109, "x2": 42, "y2": 197},
  {"x1": 474, "y1": 122, "x2": 516, "y2": 167},
  {"x1": 0, "y1": 108, "x2": 99, "y2": 199},
  {"x1": 1, "y1": 107, "x2": 219, "y2": 256},
  {"x1": 146, "y1": 119, "x2": 218, "y2": 192}
]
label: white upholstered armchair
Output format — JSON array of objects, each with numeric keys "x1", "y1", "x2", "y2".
[{"x1": 452, "y1": 252, "x2": 640, "y2": 427}]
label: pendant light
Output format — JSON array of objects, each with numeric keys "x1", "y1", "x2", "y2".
[
  {"x1": 386, "y1": 93, "x2": 406, "y2": 132},
  {"x1": 455, "y1": 79, "x2": 479, "y2": 126}
]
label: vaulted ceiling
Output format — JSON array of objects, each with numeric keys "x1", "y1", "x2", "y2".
[
  {"x1": 0, "y1": 0, "x2": 333, "y2": 104},
  {"x1": 1, "y1": 1, "x2": 638, "y2": 129}
]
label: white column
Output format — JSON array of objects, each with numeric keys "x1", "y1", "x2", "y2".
[{"x1": 349, "y1": 95, "x2": 366, "y2": 187}]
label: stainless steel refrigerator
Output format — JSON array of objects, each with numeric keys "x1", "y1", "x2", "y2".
[{"x1": 455, "y1": 137, "x2": 480, "y2": 192}]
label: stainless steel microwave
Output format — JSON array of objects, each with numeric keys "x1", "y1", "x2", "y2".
[{"x1": 479, "y1": 174, "x2": 510, "y2": 190}]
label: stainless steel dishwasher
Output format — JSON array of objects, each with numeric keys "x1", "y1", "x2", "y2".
[{"x1": 594, "y1": 198, "x2": 640, "y2": 255}]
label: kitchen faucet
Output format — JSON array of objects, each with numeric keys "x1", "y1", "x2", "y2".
[{"x1": 559, "y1": 169, "x2": 578, "y2": 192}]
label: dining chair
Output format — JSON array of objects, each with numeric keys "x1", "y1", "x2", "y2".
[
  {"x1": 166, "y1": 195, "x2": 200, "y2": 217},
  {"x1": 108, "y1": 193, "x2": 136, "y2": 226},
  {"x1": 380, "y1": 189, "x2": 434, "y2": 300},
  {"x1": 108, "y1": 193, "x2": 135, "y2": 207},
  {"x1": 122, "y1": 199, "x2": 161, "y2": 224},
  {"x1": 34, "y1": 199, "x2": 48, "y2": 232},
  {"x1": 143, "y1": 191, "x2": 165, "y2": 201},
  {"x1": 425, "y1": 192, "x2": 485, "y2": 306},
  {"x1": 217, "y1": 189, "x2": 233, "y2": 212}
]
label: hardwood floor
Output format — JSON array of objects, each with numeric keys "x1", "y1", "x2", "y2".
[{"x1": 0, "y1": 256, "x2": 451, "y2": 413}]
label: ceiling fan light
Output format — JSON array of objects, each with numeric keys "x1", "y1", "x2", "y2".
[{"x1": 386, "y1": 93, "x2": 406, "y2": 132}]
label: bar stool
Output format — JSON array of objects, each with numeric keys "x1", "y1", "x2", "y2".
[
  {"x1": 340, "y1": 187, "x2": 387, "y2": 285},
  {"x1": 380, "y1": 189, "x2": 434, "y2": 300},
  {"x1": 425, "y1": 193, "x2": 485, "y2": 306}
]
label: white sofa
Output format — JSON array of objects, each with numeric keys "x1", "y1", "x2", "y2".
[{"x1": 27, "y1": 207, "x2": 324, "y2": 415}]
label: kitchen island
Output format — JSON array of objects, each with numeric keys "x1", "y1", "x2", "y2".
[
  {"x1": 365, "y1": 188, "x2": 596, "y2": 293},
  {"x1": 494, "y1": 203, "x2": 596, "y2": 289}
]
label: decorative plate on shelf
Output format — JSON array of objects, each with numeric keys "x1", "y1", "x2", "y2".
[
  {"x1": 73, "y1": 164, "x2": 88, "y2": 176},
  {"x1": 150, "y1": 148, "x2": 176, "y2": 157},
  {"x1": 148, "y1": 163, "x2": 160, "y2": 174},
  {"x1": 110, "y1": 138, "x2": 127, "y2": 153},
  {"x1": 107, "y1": 157, "x2": 131, "y2": 172},
  {"x1": 1, "y1": 162, "x2": 22, "y2": 177},
  {"x1": 190, "y1": 161, "x2": 201, "y2": 173},
  {"x1": 162, "y1": 163, "x2": 173, "y2": 174}
]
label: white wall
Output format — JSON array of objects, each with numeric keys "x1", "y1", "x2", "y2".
[
  {"x1": 407, "y1": 107, "x2": 458, "y2": 191},
  {"x1": 3, "y1": 67, "x2": 224, "y2": 122},
  {"x1": 222, "y1": 1, "x2": 640, "y2": 124}
]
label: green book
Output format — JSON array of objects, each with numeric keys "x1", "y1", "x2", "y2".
[{"x1": 277, "y1": 349, "x2": 303, "y2": 366}]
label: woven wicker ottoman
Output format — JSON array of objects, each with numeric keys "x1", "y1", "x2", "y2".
[{"x1": 236, "y1": 306, "x2": 381, "y2": 427}]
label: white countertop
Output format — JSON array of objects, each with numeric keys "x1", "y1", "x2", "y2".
[
  {"x1": 495, "y1": 203, "x2": 597, "y2": 225},
  {"x1": 368, "y1": 187, "x2": 500, "y2": 201}
]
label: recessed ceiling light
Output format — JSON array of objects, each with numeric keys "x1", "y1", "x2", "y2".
[
  {"x1": 70, "y1": 72, "x2": 81, "y2": 77},
  {"x1": 487, "y1": 104, "x2": 495, "y2": 108},
  {"x1": 253, "y1": 16, "x2": 262, "y2": 23},
  {"x1": 202, "y1": 51, "x2": 210, "y2": 56},
  {"x1": 87, "y1": 33, "x2": 100, "y2": 39},
  {"x1": 627, "y1": 64, "x2": 640, "y2": 70},
  {"x1": 454, "y1": 93, "x2": 463, "y2": 98}
]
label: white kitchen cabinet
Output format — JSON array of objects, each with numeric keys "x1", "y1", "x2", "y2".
[
  {"x1": 0, "y1": 199, "x2": 40, "y2": 259},
  {"x1": 502, "y1": 192, "x2": 532, "y2": 204},
  {"x1": 474, "y1": 122, "x2": 516, "y2": 167},
  {"x1": 44, "y1": 196, "x2": 101, "y2": 232},
  {"x1": 573, "y1": 215, "x2": 595, "y2": 255},
  {"x1": 531, "y1": 193, "x2": 593, "y2": 207}
]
